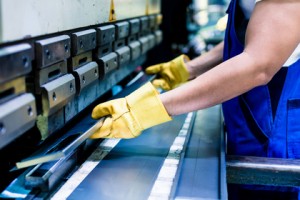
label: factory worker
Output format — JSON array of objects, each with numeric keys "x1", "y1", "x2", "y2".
[{"x1": 91, "y1": 0, "x2": 300, "y2": 199}]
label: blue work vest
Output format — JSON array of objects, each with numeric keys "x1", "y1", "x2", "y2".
[{"x1": 223, "y1": 0, "x2": 300, "y2": 198}]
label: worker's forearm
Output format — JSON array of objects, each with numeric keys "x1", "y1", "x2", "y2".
[
  {"x1": 186, "y1": 41, "x2": 224, "y2": 79},
  {"x1": 160, "y1": 52, "x2": 267, "y2": 116}
]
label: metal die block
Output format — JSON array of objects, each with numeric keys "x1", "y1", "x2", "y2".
[
  {"x1": 127, "y1": 35, "x2": 138, "y2": 44},
  {"x1": 140, "y1": 16, "x2": 150, "y2": 32},
  {"x1": 129, "y1": 19, "x2": 140, "y2": 35},
  {"x1": 70, "y1": 51, "x2": 93, "y2": 70},
  {"x1": 73, "y1": 62, "x2": 99, "y2": 93},
  {"x1": 97, "y1": 52, "x2": 118, "y2": 77},
  {"x1": 115, "y1": 46, "x2": 130, "y2": 67},
  {"x1": 115, "y1": 21, "x2": 129, "y2": 40},
  {"x1": 0, "y1": 77, "x2": 26, "y2": 104},
  {"x1": 147, "y1": 34, "x2": 156, "y2": 50},
  {"x1": 0, "y1": 43, "x2": 33, "y2": 84},
  {"x1": 96, "y1": 25, "x2": 115, "y2": 46},
  {"x1": 114, "y1": 39, "x2": 126, "y2": 51},
  {"x1": 139, "y1": 37, "x2": 150, "y2": 55},
  {"x1": 129, "y1": 41, "x2": 141, "y2": 61},
  {"x1": 96, "y1": 43, "x2": 113, "y2": 57},
  {"x1": 71, "y1": 29, "x2": 96, "y2": 56},
  {"x1": 36, "y1": 62, "x2": 68, "y2": 94},
  {"x1": 41, "y1": 74, "x2": 76, "y2": 116},
  {"x1": 0, "y1": 93, "x2": 37, "y2": 149},
  {"x1": 35, "y1": 35, "x2": 71, "y2": 68},
  {"x1": 155, "y1": 30, "x2": 163, "y2": 45},
  {"x1": 149, "y1": 15, "x2": 156, "y2": 29}
]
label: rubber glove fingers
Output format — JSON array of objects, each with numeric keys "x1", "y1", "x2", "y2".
[
  {"x1": 90, "y1": 117, "x2": 113, "y2": 139},
  {"x1": 152, "y1": 78, "x2": 171, "y2": 91},
  {"x1": 145, "y1": 63, "x2": 163, "y2": 74}
]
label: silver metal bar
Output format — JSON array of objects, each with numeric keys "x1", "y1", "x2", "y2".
[
  {"x1": 14, "y1": 118, "x2": 105, "y2": 170},
  {"x1": 227, "y1": 155, "x2": 300, "y2": 187}
]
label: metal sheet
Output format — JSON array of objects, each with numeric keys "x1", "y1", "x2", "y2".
[
  {"x1": 68, "y1": 114, "x2": 188, "y2": 200},
  {"x1": 71, "y1": 29, "x2": 96, "y2": 56},
  {"x1": 16, "y1": 118, "x2": 105, "y2": 170},
  {"x1": 0, "y1": 93, "x2": 37, "y2": 149},
  {"x1": 175, "y1": 105, "x2": 225, "y2": 199},
  {"x1": 41, "y1": 74, "x2": 76, "y2": 116},
  {"x1": 35, "y1": 35, "x2": 71, "y2": 68},
  {"x1": 0, "y1": 43, "x2": 33, "y2": 84}
]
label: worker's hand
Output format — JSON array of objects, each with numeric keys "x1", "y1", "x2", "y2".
[
  {"x1": 90, "y1": 82, "x2": 172, "y2": 139},
  {"x1": 145, "y1": 55, "x2": 190, "y2": 90}
]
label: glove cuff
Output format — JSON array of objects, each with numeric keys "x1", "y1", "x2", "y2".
[
  {"x1": 126, "y1": 82, "x2": 172, "y2": 130},
  {"x1": 172, "y1": 54, "x2": 190, "y2": 82}
]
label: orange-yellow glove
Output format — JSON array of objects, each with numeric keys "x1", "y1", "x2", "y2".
[
  {"x1": 90, "y1": 82, "x2": 172, "y2": 139},
  {"x1": 145, "y1": 55, "x2": 190, "y2": 90}
]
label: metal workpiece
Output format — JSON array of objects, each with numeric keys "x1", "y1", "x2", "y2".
[
  {"x1": 96, "y1": 52, "x2": 118, "y2": 77},
  {"x1": 154, "y1": 30, "x2": 163, "y2": 45},
  {"x1": 0, "y1": 43, "x2": 33, "y2": 84},
  {"x1": 147, "y1": 34, "x2": 156, "y2": 50},
  {"x1": 71, "y1": 29, "x2": 96, "y2": 56},
  {"x1": 227, "y1": 155, "x2": 300, "y2": 187},
  {"x1": 115, "y1": 46, "x2": 130, "y2": 67},
  {"x1": 174, "y1": 105, "x2": 227, "y2": 200},
  {"x1": 73, "y1": 62, "x2": 99, "y2": 93},
  {"x1": 139, "y1": 36, "x2": 150, "y2": 54},
  {"x1": 96, "y1": 25, "x2": 115, "y2": 46},
  {"x1": 0, "y1": 93, "x2": 37, "y2": 149},
  {"x1": 35, "y1": 62, "x2": 68, "y2": 94},
  {"x1": 115, "y1": 21, "x2": 130, "y2": 40},
  {"x1": 70, "y1": 51, "x2": 93, "y2": 70},
  {"x1": 129, "y1": 19, "x2": 140, "y2": 35},
  {"x1": 35, "y1": 35, "x2": 71, "y2": 68},
  {"x1": 140, "y1": 16, "x2": 150, "y2": 33},
  {"x1": 41, "y1": 74, "x2": 76, "y2": 116},
  {"x1": 129, "y1": 41, "x2": 141, "y2": 61},
  {"x1": 24, "y1": 145, "x2": 81, "y2": 192},
  {"x1": 96, "y1": 43, "x2": 113, "y2": 58},
  {"x1": 0, "y1": 77, "x2": 26, "y2": 104}
]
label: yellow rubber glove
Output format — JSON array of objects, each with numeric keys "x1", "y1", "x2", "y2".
[
  {"x1": 145, "y1": 55, "x2": 190, "y2": 90},
  {"x1": 90, "y1": 82, "x2": 172, "y2": 139}
]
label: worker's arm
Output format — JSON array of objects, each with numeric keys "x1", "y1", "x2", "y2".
[{"x1": 161, "y1": 0, "x2": 300, "y2": 116}]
